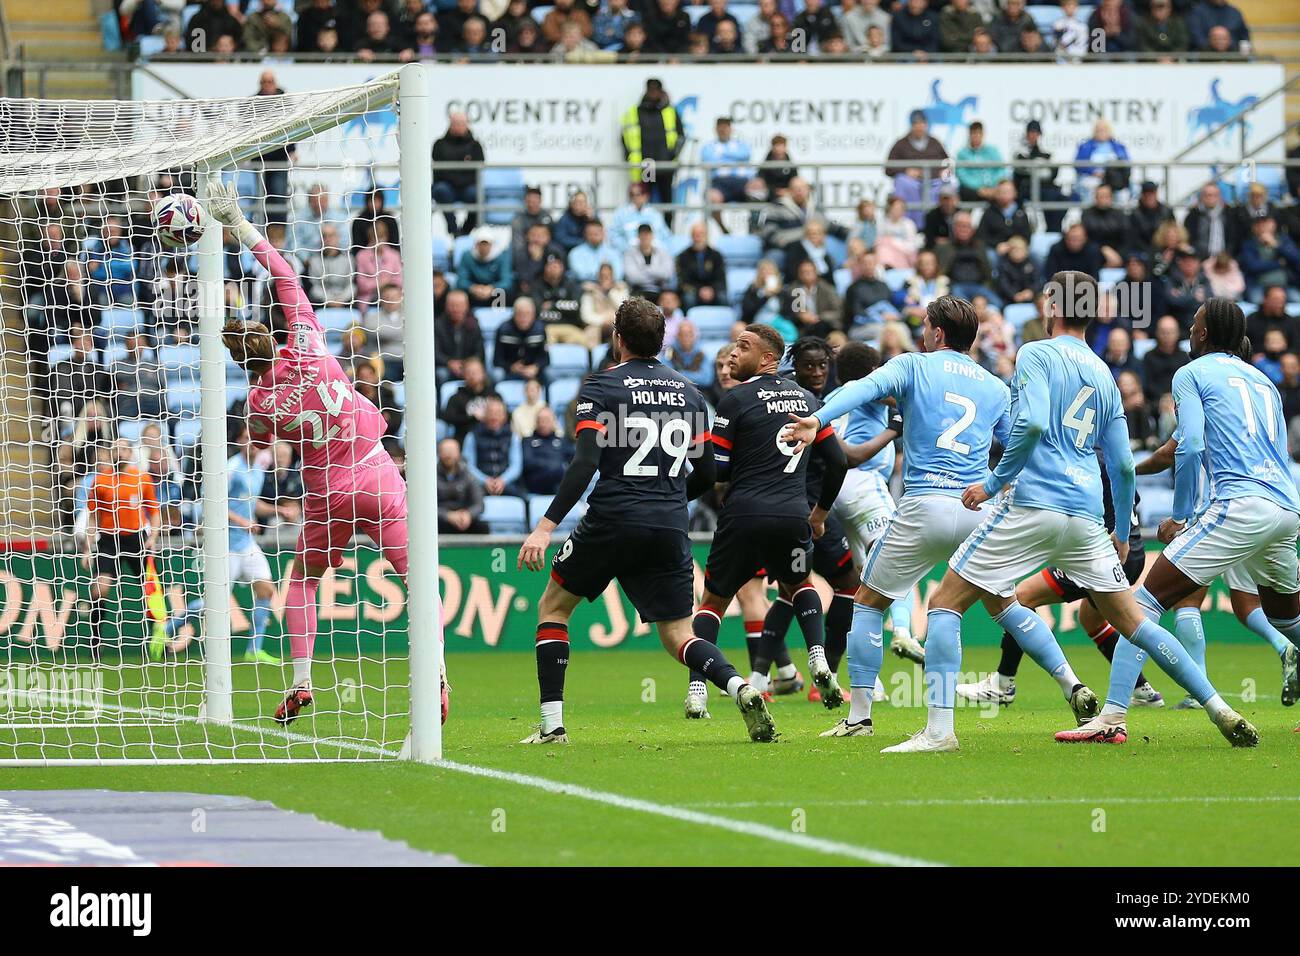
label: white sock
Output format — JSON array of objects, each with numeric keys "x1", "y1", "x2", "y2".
[
  {"x1": 894, "y1": 626, "x2": 911, "y2": 641},
  {"x1": 1100, "y1": 702, "x2": 1128, "y2": 719},
  {"x1": 748, "y1": 671, "x2": 770, "y2": 693},
  {"x1": 926, "y1": 707, "x2": 954, "y2": 740},
  {"x1": 726, "y1": 675, "x2": 746, "y2": 698},
  {"x1": 776, "y1": 663, "x2": 797, "y2": 679},
  {"x1": 292, "y1": 657, "x2": 311, "y2": 686},
  {"x1": 995, "y1": 672, "x2": 1015, "y2": 691},
  {"x1": 1203, "y1": 693, "x2": 1231, "y2": 720},
  {"x1": 808, "y1": 645, "x2": 828, "y2": 672},
  {"x1": 540, "y1": 700, "x2": 564, "y2": 733},
  {"x1": 849, "y1": 686, "x2": 873, "y2": 723},
  {"x1": 1053, "y1": 663, "x2": 1082, "y2": 698}
]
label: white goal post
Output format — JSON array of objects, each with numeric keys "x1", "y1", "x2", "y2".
[{"x1": 0, "y1": 63, "x2": 442, "y2": 764}]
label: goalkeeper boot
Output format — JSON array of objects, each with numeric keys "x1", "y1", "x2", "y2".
[
  {"x1": 274, "y1": 684, "x2": 313, "y2": 725},
  {"x1": 890, "y1": 631, "x2": 926, "y2": 665},
  {"x1": 735, "y1": 684, "x2": 777, "y2": 742},
  {"x1": 1068, "y1": 684, "x2": 1100, "y2": 725},
  {"x1": 684, "y1": 680, "x2": 711, "y2": 720}
]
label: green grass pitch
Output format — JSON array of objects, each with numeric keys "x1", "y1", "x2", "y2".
[{"x1": 3, "y1": 643, "x2": 1298, "y2": 866}]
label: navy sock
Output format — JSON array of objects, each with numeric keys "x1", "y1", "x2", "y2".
[
  {"x1": 997, "y1": 631, "x2": 1024, "y2": 677},
  {"x1": 825, "y1": 592, "x2": 854, "y2": 672},
  {"x1": 755, "y1": 598, "x2": 794, "y2": 674},
  {"x1": 791, "y1": 584, "x2": 825, "y2": 651},
  {"x1": 680, "y1": 637, "x2": 740, "y2": 692},
  {"x1": 535, "y1": 623, "x2": 569, "y2": 704},
  {"x1": 690, "y1": 608, "x2": 722, "y2": 684}
]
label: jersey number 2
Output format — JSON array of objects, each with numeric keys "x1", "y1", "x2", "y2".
[{"x1": 936, "y1": 392, "x2": 977, "y2": 454}]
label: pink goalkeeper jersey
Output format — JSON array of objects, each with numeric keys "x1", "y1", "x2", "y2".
[{"x1": 245, "y1": 240, "x2": 387, "y2": 495}]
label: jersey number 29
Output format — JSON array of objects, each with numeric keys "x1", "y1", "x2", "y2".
[{"x1": 623, "y1": 416, "x2": 693, "y2": 477}]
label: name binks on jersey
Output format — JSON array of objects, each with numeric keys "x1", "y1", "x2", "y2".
[
  {"x1": 630, "y1": 389, "x2": 686, "y2": 407},
  {"x1": 943, "y1": 359, "x2": 987, "y2": 381}
]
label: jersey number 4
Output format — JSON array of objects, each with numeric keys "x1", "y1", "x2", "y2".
[
  {"x1": 623, "y1": 416, "x2": 693, "y2": 477},
  {"x1": 1064, "y1": 386, "x2": 1096, "y2": 449}
]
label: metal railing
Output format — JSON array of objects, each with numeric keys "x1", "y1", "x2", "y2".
[{"x1": 421, "y1": 157, "x2": 1300, "y2": 225}]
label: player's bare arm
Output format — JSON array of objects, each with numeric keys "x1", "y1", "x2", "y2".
[
  {"x1": 840, "y1": 425, "x2": 899, "y2": 468},
  {"x1": 1136, "y1": 437, "x2": 1177, "y2": 475}
]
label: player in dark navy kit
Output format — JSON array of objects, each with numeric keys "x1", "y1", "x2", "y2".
[
  {"x1": 956, "y1": 449, "x2": 1165, "y2": 707},
  {"x1": 517, "y1": 298, "x2": 776, "y2": 744},
  {"x1": 744, "y1": 338, "x2": 867, "y2": 703},
  {"x1": 688, "y1": 324, "x2": 850, "y2": 718}
]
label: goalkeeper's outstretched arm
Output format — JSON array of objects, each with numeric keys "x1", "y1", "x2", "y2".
[{"x1": 205, "y1": 177, "x2": 318, "y2": 332}]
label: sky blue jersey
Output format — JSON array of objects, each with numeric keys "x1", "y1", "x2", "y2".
[
  {"x1": 817, "y1": 349, "x2": 1010, "y2": 498},
  {"x1": 828, "y1": 397, "x2": 895, "y2": 478},
  {"x1": 1172, "y1": 352, "x2": 1300, "y2": 521},
  {"x1": 984, "y1": 335, "x2": 1136, "y2": 537},
  {"x1": 227, "y1": 453, "x2": 264, "y2": 552}
]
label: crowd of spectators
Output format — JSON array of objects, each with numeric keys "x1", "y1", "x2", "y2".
[
  {"x1": 116, "y1": 0, "x2": 1257, "y2": 60},
  {"x1": 17, "y1": 73, "x2": 1300, "y2": 536}
]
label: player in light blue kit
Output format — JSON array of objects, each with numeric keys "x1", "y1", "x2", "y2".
[
  {"x1": 1065, "y1": 298, "x2": 1294, "y2": 742},
  {"x1": 916, "y1": 274, "x2": 1255, "y2": 753},
  {"x1": 826, "y1": 343, "x2": 922, "y2": 665},
  {"x1": 785, "y1": 297, "x2": 1065, "y2": 739},
  {"x1": 163, "y1": 423, "x2": 279, "y2": 662}
]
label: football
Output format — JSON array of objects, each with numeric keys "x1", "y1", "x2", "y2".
[{"x1": 151, "y1": 193, "x2": 206, "y2": 249}]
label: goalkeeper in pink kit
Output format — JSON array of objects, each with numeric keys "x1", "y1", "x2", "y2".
[{"x1": 205, "y1": 180, "x2": 447, "y2": 726}]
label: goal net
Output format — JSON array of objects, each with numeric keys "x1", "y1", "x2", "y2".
[{"x1": 0, "y1": 66, "x2": 443, "y2": 764}]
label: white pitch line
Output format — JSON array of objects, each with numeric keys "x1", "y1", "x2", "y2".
[
  {"x1": 685, "y1": 794, "x2": 1300, "y2": 810},
  {"x1": 435, "y1": 759, "x2": 944, "y2": 867}
]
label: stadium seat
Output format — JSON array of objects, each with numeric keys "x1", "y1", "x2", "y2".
[
  {"x1": 1287, "y1": 303, "x2": 1300, "y2": 318},
  {"x1": 474, "y1": 306, "x2": 512, "y2": 335},
  {"x1": 548, "y1": 343, "x2": 590, "y2": 377},
  {"x1": 1099, "y1": 267, "x2": 1125, "y2": 286},
  {"x1": 482, "y1": 167, "x2": 526, "y2": 225},
  {"x1": 118, "y1": 418, "x2": 162, "y2": 444},
  {"x1": 687, "y1": 4, "x2": 708, "y2": 25},
  {"x1": 47, "y1": 344, "x2": 74, "y2": 368},
  {"x1": 726, "y1": 267, "x2": 756, "y2": 305},
  {"x1": 167, "y1": 383, "x2": 202, "y2": 415},
  {"x1": 716, "y1": 234, "x2": 763, "y2": 268},
  {"x1": 317, "y1": 307, "x2": 358, "y2": 333},
  {"x1": 529, "y1": 494, "x2": 586, "y2": 532},
  {"x1": 432, "y1": 236, "x2": 450, "y2": 271},
  {"x1": 138, "y1": 35, "x2": 165, "y2": 56},
  {"x1": 547, "y1": 375, "x2": 582, "y2": 412},
  {"x1": 698, "y1": 339, "x2": 731, "y2": 364},
  {"x1": 159, "y1": 343, "x2": 201, "y2": 375},
  {"x1": 452, "y1": 234, "x2": 475, "y2": 265},
  {"x1": 686, "y1": 305, "x2": 736, "y2": 338},
  {"x1": 883, "y1": 268, "x2": 913, "y2": 292},
  {"x1": 1029, "y1": 232, "x2": 1059, "y2": 270},
  {"x1": 1290, "y1": 462, "x2": 1300, "y2": 491},
  {"x1": 102, "y1": 344, "x2": 127, "y2": 368},
  {"x1": 482, "y1": 495, "x2": 529, "y2": 534},
  {"x1": 436, "y1": 419, "x2": 451, "y2": 441},
  {"x1": 172, "y1": 416, "x2": 202, "y2": 450},
  {"x1": 729, "y1": 3, "x2": 759, "y2": 28},
  {"x1": 531, "y1": 4, "x2": 554, "y2": 25},
  {"x1": 667, "y1": 234, "x2": 693, "y2": 257},
  {"x1": 100, "y1": 307, "x2": 140, "y2": 339},
  {"x1": 496, "y1": 378, "x2": 527, "y2": 410},
  {"x1": 1026, "y1": 5, "x2": 1059, "y2": 35},
  {"x1": 439, "y1": 379, "x2": 464, "y2": 411},
  {"x1": 1137, "y1": 486, "x2": 1175, "y2": 532},
  {"x1": 1240, "y1": 302, "x2": 1258, "y2": 317},
  {"x1": 1004, "y1": 302, "x2": 1038, "y2": 331},
  {"x1": 1133, "y1": 338, "x2": 1157, "y2": 361},
  {"x1": 832, "y1": 268, "x2": 852, "y2": 296},
  {"x1": 825, "y1": 236, "x2": 848, "y2": 266},
  {"x1": 181, "y1": 2, "x2": 199, "y2": 32}
]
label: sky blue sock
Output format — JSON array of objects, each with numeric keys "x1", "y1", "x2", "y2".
[
  {"x1": 249, "y1": 598, "x2": 273, "y2": 654},
  {"x1": 924, "y1": 609, "x2": 962, "y2": 710},
  {"x1": 1127, "y1": 618, "x2": 1217, "y2": 705},
  {"x1": 1174, "y1": 607, "x2": 1207, "y2": 675},
  {"x1": 993, "y1": 601, "x2": 1074, "y2": 691},
  {"x1": 1266, "y1": 613, "x2": 1300, "y2": 650},
  {"x1": 847, "y1": 603, "x2": 885, "y2": 689},
  {"x1": 1133, "y1": 585, "x2": 1165, "y2": 625},
  {"x1": 1105, "y1": 635, "x2": 1147, "y2": 710},
  {"x1": 889, "y1": 594, "x2": 912, "y2": 634},
  {"x1": 1245, "y1": 607, "x2": 1291, "y2": 657}
]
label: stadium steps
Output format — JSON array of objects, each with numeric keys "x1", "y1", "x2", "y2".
[
  {"x1": 1237, "y1": 0, "x2": 1300, "y2": 128},
  {"x1": 5, "y1": 0, "x2": 123, "y2": 101},
  {"x1": 0, "y1": 200, "x2": 58, "y2": 541}
]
